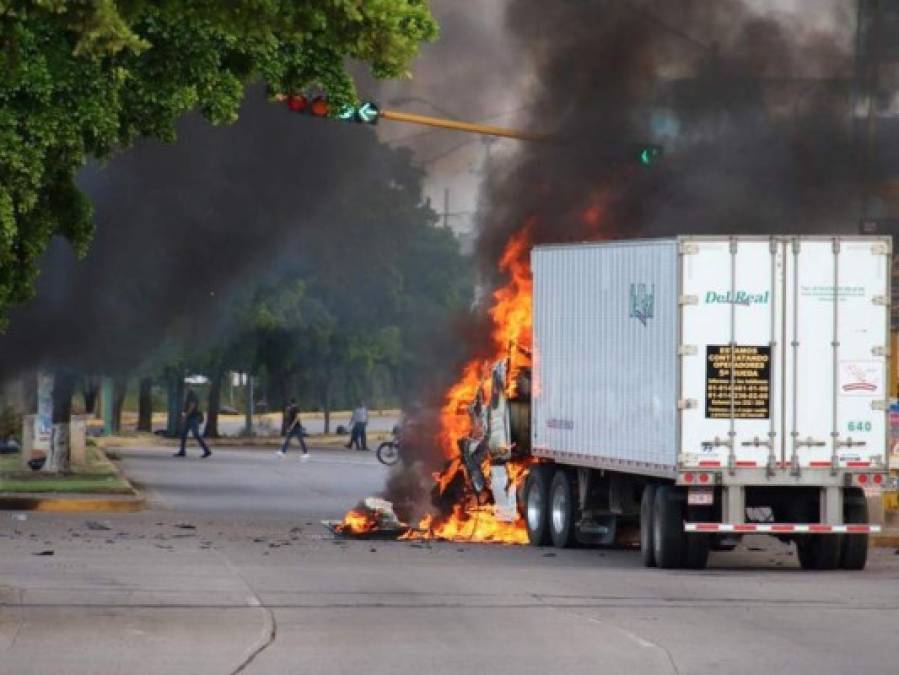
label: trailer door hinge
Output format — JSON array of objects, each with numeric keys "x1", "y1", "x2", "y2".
[
  {"x1": 872, "y1": 345, "x2": 889, "y2": 357},
  {"x1": 679, "y1": 294, "x2": 698, "y2": 306},
  {"x1": 677, "y1": 398, "x2": 697, "y2": 410},
  {"x1": 678, "y1": 345, "x2": 697, "y2": 356},
  {"x1": 872, "y1": 400, "x2": 887, "y2": 411},
  {"x1": 872, "y1": 295, "x2": 888, "y2": 306},
  {"x1": 679, "y1": 242, "x2": 699, "y2": 255},
  {"x1": 872, "y1": 242, "x2": 891, "y2": 255}
]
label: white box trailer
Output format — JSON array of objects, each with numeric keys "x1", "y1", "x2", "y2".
[{"x1": 513, "y1": 236, "x2": 889, "y2": 570}]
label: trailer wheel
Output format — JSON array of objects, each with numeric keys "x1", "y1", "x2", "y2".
[
  {"x1": 652, "y1": 485, "x2": 685, "y2": 569},
  {"x1": 797, "y1": 535, "x2": 841, "y2": 571},
  {"x1": 524, "y1": 464, "x2": 552, "y2": 546},
  {"x1": 640, "y1": 484, "x2": 657, "y2": 567},
  {"x1": 681, "y1": 506, "x2": 711, "y2": 569},
  {"x1": 549, "y1": 469, "x2": 578, "y2": 548},
  {"x1": 840, "y1": 487, "x2": 868, "y2": 571}
]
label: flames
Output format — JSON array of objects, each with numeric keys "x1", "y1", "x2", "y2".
[
  {"x1": 334, "y1": 508, "x2": 379, "y2": 536},
  {"x1": 409, "y1": 222, "x2": 535, "y2": 544},
  {"x1": 335, "y1": 222, "x2": 537, "y2": 544}
]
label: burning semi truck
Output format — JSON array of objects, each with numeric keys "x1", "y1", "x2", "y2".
[{"x1": 431, "y1": 235, "x2": 890, "y2": 570}]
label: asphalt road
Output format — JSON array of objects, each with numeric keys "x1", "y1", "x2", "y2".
[{"x1": 1, "y1": 446, "x2": 898, "y2": 674}]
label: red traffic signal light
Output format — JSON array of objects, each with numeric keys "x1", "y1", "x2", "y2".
[
  {"x1": 310, "y1": 97, "x2": 329, "y2": 117},
  {"x1": 287, "y1": 95, "x2": 308, "y2": 112}
]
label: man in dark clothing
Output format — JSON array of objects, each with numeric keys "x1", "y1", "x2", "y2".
[
  {"x1": 174, "y1": 384, "x2": 212, "y2": 458},
  {"x1": 277, "y1": 397, "x2": 309, "y2": 459}
]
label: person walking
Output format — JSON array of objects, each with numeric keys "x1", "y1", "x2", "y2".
[
  {"x1": 345, "y1": 402, "x2": 369, "y2": 451},
  {"x1": 174, "y1": 384, "x2": 212, "y2": 458},
  {"x1": 277, "y1": 397, "x2": 310, "y2": 460}
]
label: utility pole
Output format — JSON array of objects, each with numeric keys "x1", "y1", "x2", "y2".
[
  {"x1": 443, "y1": 188, "x2": 450, "y2": 229},
  {"x1": 243, "y1": 373, "x2": 254, "y2": 436}
]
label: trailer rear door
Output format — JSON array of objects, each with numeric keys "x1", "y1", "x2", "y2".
[
  {"x1": 679, "y1": 238, "x2": 783, "y2": 470},
  {"x1": 783, "y1": 239, "x2": 890, "y2": 470}
]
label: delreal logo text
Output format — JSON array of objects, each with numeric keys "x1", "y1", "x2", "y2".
[{"x1": 705, "y1": 290, "x2": 770, "y2": 306}]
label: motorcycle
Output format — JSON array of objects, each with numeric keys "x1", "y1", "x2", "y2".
[{"x1": 376, "y1": 425, "x2": 401, "y2": 466}]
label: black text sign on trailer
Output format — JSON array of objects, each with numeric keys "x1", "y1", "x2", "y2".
[{"x1": 705, "y1": 345, "x2": 771, "y2": 419}]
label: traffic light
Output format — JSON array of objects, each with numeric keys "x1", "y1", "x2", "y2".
[
  {"x1": 283, "y1": 93, "x2": 379, "y2": 124},
  {"x1": 636, "y1": 144, "x2": 663, "y2": 166}
]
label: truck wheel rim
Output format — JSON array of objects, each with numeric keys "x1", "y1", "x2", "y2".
[
  {"x1": 551, "y1": 484, "x2": 566, "y2": 533},
  {"x1": 527, "y1": 483, "x2": 543, "y2": 531}
]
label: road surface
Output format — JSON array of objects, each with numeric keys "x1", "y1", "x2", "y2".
[{"x1": 1, "y1": 445, "x2": 898, "y2": 674}]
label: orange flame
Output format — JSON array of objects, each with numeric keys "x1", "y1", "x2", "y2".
[
  {"x1": 337, "y1": 222, "x2": 539, "y2": 544},
  {"x1": 334, "y1": 508, "x2": 379, "y2": 536},
  {"x1": 408, "y1": 222, "x2": 537, "y2": 543}
]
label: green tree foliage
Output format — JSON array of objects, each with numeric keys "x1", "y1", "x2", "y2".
[{"x1": 0, "y1": 0, "x2": 437, "y2": 327}]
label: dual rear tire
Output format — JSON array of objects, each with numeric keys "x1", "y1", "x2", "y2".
[
  {"x1": 524, "y1": 465, "x2": 578, "y2": 548},
  {"x1": 797, "y1": 487, "x2": 869, "y2": 571},
  {"x1": 642, "y1": 483, "x2": 709, "y2": 569}
]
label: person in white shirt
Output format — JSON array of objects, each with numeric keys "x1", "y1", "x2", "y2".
[{"x1": 345, "y1": 403, "x2": 369, "y2": 450}]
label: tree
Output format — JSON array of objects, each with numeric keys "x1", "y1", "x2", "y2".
[
  {"x1": 0, "y1": 1, "x2": 437, "y2": 328},
  {"x1": 136, "y1": 376, "x2": 152, "y2": 432}
]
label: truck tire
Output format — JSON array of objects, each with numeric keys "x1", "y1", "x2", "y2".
[
  {"x1": 524, "y1": 464, "x2": 552, "y2": 546},
  {"x1": 682, "y1": 506, "x2": 711, "y2": 569},
  {"x1": 640, "y1": 484, "x2": 657, "y2": 567},
  {"x1": 840, "y1": 487, "x2": 868, "y2": 571},
  {"x1": 652, "y1": 485, "x2": 685, "y2": 569},
  {"x1": 549, "y1": 469, "x2": 578, "y2": 548},
  {"x1": 797, "y1": 535, "x2": 841, "y2": 570}
]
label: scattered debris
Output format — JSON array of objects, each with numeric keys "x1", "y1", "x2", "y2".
[
  {"x1": 33, "y1": 550, "x2": 54, "y2": 556},
  {"x1": 174, "y1": 523, "x2": 196, "y2": 530},
  {"x1": 85, "y1": 520, "x2": 111, "y2": 531},
  {"x1": 747, "y1": 547, "x2": 766, "y2": 552},
  {"x1": 369, "y1": 548, "x2": 377, "y2": 553}
]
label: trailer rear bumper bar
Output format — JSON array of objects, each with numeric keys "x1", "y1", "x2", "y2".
[{"x1": 685, "y1": 522, "x2": 881, "y2": 534}]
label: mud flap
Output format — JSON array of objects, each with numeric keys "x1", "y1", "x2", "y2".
[{"x1": 490, "y1": 464, "x2": 517, "y2": 522}]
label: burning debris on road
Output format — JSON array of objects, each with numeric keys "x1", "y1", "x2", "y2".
[{"x1": 328, "y1": 498, "x2": 409, "y2": 539}]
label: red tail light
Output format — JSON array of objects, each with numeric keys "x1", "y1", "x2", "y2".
[{"x1": 287, "y1": 95, "x2": 308, "y2": 112}]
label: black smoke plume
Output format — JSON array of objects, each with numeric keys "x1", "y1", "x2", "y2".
[{"x1": 479, "y1": 0, "x2": 878, "y2": 280}]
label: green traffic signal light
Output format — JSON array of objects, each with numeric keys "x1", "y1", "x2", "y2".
[
  {"x1": 336, "y1": 104, "x2": 356, "y2": 121},
  {"x1": 357, "y1": 101, "x2": 379, "y2": 124},
  {"x1": 638, "y1": 145, "x2": 662, "y2": 166}
]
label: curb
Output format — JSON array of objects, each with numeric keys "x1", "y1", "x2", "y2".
[
  {"x1": 0, "y1": 492, "x2": 145, "y2": 513},
  {"x1": 872, "y1": 532, "x2": 899, "y2": 548}
]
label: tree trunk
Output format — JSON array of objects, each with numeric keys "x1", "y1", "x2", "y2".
[
  {"x1": 82, "y1": 376, "x2": 99, "y2": 415},
  {"x1": 243, "y1": 373, "x2": 254, "y2": 436},
  {"x1": 111, "y1": 376, "x2": 127, "y2": 433},
  {"x1": 322, "y1": 377, "x2": 332, "y2": 434},
  {"x1": 165, "y1": 371, "x2": 184, "y2": 437},
  {"x1": 43, "y1": 371, "x2": 75, "y2": 474},
  {"x1": 137, "y1": 377, "x2": 153, "y2": 432},
  {"x1": 204, "y1": 370, "x2": 222, "y2": 438}
]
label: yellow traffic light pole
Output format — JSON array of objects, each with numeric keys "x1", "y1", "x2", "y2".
[
  {"x1": 274, "y1": 93, "x2": 546, "y2": 140},
  {"x1": 379, "y1": 109, "x2": 547, "y2": 141}
]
